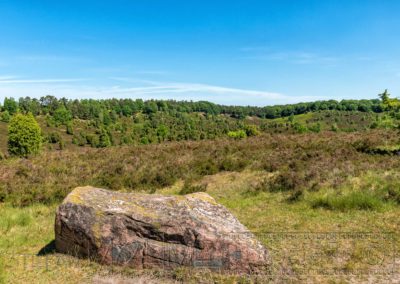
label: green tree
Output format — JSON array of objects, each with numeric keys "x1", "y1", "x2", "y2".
[
  {"x1": 379, "y1": 89, "x2": 400, "y2": 111},
  {"x1": 156, "y1": 124, "x2": 169, "y2": 141},
  {"x1": 3, "y1": 98, "x2": 18, "y2": 115},
  {"x1": 8, "y1": 113, "x2": 42, "y2": 157},
  {"x1": 53, "y1": 106, "x2": 72, "y2": 125}
]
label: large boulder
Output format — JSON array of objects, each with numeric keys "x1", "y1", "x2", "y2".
[{"x1": 55, "y1": 186, "x2": 269, "y2": 273}]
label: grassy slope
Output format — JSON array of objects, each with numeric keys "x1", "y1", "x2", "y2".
[
  {"x1": 1, "y1": 120, "x2": 400, "y2": 282},
  {"x1": 1, "y1": 171, "x2": 399, "y2": 283}
]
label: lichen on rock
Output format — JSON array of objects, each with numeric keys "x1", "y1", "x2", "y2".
[{"x1": 55, "y1": 186, "x2": 269, "y2": 273}]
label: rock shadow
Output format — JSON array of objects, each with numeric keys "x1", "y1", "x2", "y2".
[{"x1": 37, "y1": 239, "x2": 56, "y2": 256}]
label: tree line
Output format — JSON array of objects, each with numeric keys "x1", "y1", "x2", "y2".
[
  {"x1": 1, "y1": 91, "x2": 398, "y2": 158},
  {"x1": 0, "y1": 95, "x2": 385, "y2": 121}
]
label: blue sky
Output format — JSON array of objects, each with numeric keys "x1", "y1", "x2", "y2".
[{"x1": 0, "y1": 0, "x2": 399, "y2": 106}]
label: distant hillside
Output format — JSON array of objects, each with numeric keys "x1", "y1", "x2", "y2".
[{"x1": 0, "y1": 95, "x2": 398, "y2": 155}]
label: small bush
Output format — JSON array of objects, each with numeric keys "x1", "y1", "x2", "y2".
[
  {"x1": 179, "y1": 180, "x2": 207, "y2": 195},
  {"x1": 0, "y1": 110, "x2": 10, "y2": 122},
  {"x1": 228, "y1": 130, "x2": 247, "y2": 139},
  {"x1": 268, "y1": 170, "x2": 305, "y2": 192},
  {"x1": 66, "y1": 123, "x2": 74, "y2": 135},
  {"x1": 244, "y1": 125, "x2": 260, "y2": 136},
  {"x1": 293, "y1": 122, "x2": 308, "y2": 133},
  {"x1": 47, "y1": 132, "x2": 61, "y2": 144}
]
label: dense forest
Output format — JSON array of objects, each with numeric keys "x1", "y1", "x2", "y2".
[
  {"x1": 0, "y1": 91, "x2": 399, "y2": 156},
  {"x1": 0, "y1": 95, "x2": 386, "y2": 120}
]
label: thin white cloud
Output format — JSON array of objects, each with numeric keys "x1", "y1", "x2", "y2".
[
  {"x1": 110, "y1": 77, "x2": 161, "y2": 86},
  {"x1": 0, "y1": 77, "x2": 88, "y2": 84},
  {"x1": 105, "y1": 83, "x2": 286, "y2": 100},
  {"x1": 0, "y1": 79, "x2": 325, "y2": 106}
]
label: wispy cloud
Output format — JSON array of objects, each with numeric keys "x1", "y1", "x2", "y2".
[
  {"x1": 0, "y1": 77, "x2": 325, "y2": 106},
  {"x1": 241, "y1": 48, "x2": 339, "y2": 65},
  {"x1": 109, "y1": 77, "x2": 161, "y2": 86},
  {"x1": 105, "y1": 82, "x2": 287, "y2": 100},
  {"x1": 0, "y1": 77, "x2": 88, "y2": 84}
]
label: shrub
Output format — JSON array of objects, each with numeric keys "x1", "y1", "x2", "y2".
[
  {"x1": 98, "y1": 128, "x2": 111, "y2": 148},
  {"x1": 268, "y1": 170, "x2": 305, "y2": 192},
  {"x1": 8, "y1": 113, "x2": 42, "y2": 157},
  {"x1": 0, "y1": 110, "x2": 11, "y2": 122},
  {"x1": 309, "y1": 123, "x2": 321, "y2": 133},
  {"x1": 244, "y1": 125, "x2": 260, "y2": 136},
  {"x1": 66, "y1": 123, "x2": 74, "y2": 135},
  {"x1": 72, "y1": 132, "x2": 86, "y2": 146},
  {"x1": 47, "y1": 132, "x2": 61, "y2": 144},
  {"x1": 293, "y1": 122, "x2": 308, "y2": 133},
  {"x1": 228, "y1": 130, "x2": 247, "y2": 139},
  {"x1": 179, "y1": 180, "x2": 207, "y2": 195},
  {"x1": 86, "y1": 134, "x2": 99, "y2": 148}
]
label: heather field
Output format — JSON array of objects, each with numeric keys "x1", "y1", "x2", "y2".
[{"x1": 1, "y1": 127, "x2": 400, "y2": 283}]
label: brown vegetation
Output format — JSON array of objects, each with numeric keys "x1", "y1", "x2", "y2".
[{"x1": 1, "y1": 129, "x2": 399, "y2": 207}]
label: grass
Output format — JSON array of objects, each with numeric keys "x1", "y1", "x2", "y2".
[
  {"x1": 1, "y1": 171, "x2": 399, "y2": 283},
  {"x1": 1, "y1": 125, "x2": 400, "y2": 282},
  {"x1": 310, "y1": 191, "x2": 385, "y2": 211}
]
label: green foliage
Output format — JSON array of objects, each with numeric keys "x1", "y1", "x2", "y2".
[
  {"x1": 228, "y1": 130, "x2": 247, "y2": 139},
  {"x1": 244, "y1": 124, "x2": 260, "y2": 136},
  {"x1": 311, "y1": 191, "x2": 384, "y2": 211},
  {"x1": 8, "y1": 113, "x2": 42, "y2": 157},
  {"x1": 293, "y1": 122, "x2": 308, "y2": 133},
  {"x1": 47, "y1": 132, "x2": 61, "y2": 144},
  {"x1": 85, "y1": 133, "x2": 99, "y2": 148},
  {"x1": 66, "y1": 122, "x2": 74, "y2": 135},
  {"x1": 10, "y1": 96, "x2": 386, "y2": 122},
  {"x1": 53, "y1": 106, "x2": 72, "y2": 125},
  {"x1": 308, "y1": 123, "x2": 321, "y2": 133},
  {"x1": 156, "y1": 124, "x2": 169, "y2": 141},
  {"x1": 379, "y1": 89, "x2": 400, "y2": 111},
  {"x1": 0, "y1": 111, "x2": 10, "y2": 123},
  {"x1": 3, "y1": 97, "x2": 18, "y2": 115},
  {"x1": 98, "y1": 128, "x2": 111, "y2": 148}
]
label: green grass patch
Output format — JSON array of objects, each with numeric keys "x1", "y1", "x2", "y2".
[{"x1": 310, "y1": 191, "x2": 385, "y2": 211}]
